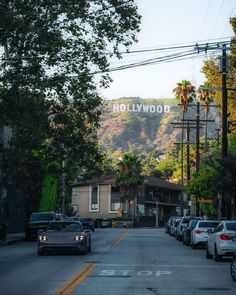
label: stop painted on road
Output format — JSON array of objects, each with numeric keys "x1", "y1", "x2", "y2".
[{"x1": 98, "y1": 270, "x2": 171, "y2": 277}]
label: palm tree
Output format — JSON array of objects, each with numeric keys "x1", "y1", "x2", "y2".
[
  {"x1": 197, "y1": 84, "x2": 215, "y2": 151},
  {"x1": 173, "y1": 80, "x2": 196, "y2": 209},
  {"x1": 115, "y1": 152, "x2": 143, "y2": 218},
  {"x1": 173, "y1": 80, "x2": 196, "y2": 112}
]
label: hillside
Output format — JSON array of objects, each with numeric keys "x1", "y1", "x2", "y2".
[{"x1": 98, "y1": 97, "x2": 220, "y2": 154}]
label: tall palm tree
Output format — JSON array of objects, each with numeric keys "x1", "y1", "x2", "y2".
[
  {"x1": 115, "y1": 152, "x2": 143, "y2": 218},
  {"x1": 173, "y1": 80, "x2": 196, "y2": 112},
  {"x1": 173, "y1": 80, "x2": 195, "y2": 209},
  {"x1": 197, "y1": 84, "x2": 215, "y2": 151}
]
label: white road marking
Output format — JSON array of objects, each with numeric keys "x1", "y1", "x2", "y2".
[
  {"x1": 95, "y1": 263, "x2": 229, "y2": 268},
  {"x1": 98, "y1": 269, "x2": 172, "y2": 277}
]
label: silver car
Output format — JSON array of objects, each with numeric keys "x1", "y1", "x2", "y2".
[
  {"x1": 190, "y1": 220, "x2": 220, "y2": 249},
  {"x1": 231, "y1": 236, "x2": 236, "y2": 282},
  {"x1": 207, "y1": 220, "x2": 236, "y2": 261}
]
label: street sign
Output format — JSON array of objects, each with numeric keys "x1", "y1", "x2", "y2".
[{"x1": 197, "y1": 198, "x2": 213, "y2": 204}]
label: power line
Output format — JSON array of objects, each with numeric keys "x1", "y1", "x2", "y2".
[
  {"x1": 221, "y1": 1, "x2": 236, "y2": 38},
  {"x1": 197, "y1": 0, "x2": 212, "y2": 42},
  {"x1": 208, "y1": 0, "x2": 225, "y2": 40}
]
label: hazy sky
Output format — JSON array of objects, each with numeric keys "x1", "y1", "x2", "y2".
[{"x1": 99, "y1": 0, "x2": 236, "y2": 100}]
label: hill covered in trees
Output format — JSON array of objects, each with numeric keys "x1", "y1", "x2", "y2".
[{"x1": 98, "y1": 97, "x2": 220, "y2": 154}]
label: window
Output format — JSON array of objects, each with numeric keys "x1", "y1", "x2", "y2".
[
  {"x1": 226, "y1": 222, "x2": 236, "y2": 231},
  {"x1": 109, "y1": 186, "x2": 122, "y2": 212},
  {"x1": 89, "y1": 186, "x2": 99, "y2": 211}
]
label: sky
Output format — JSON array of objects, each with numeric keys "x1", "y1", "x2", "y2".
[{"x1": 99, "y1": 0, "x2": 236, "y2": 100}]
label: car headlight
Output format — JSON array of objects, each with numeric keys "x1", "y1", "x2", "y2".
[
  {"x1": 75, "y1": 235, "x2": 84, "y2": 241},
  {"x1": 39, "y1": 235, "x2": 47, "y2": 241}
]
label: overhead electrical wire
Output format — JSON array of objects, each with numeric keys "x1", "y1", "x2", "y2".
[
  {"x1": 220, "y1": 1, "x2": 236, "y2": 38},
  {"x1": 67, "y1": 40, "x2": 234, "y2": 77},
  {"x1": 208, "y1": 0, "x2": 225, "y2": 40},
  {"x1": 197, "y1": 0, "x2": 212, "y2": 42}
]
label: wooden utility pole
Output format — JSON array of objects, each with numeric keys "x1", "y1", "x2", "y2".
[
  {"x1": 186, "y1": 122, "x2": 190, "y2": 182},
  {"x1": 196, "y1": 102, "x2": 200, "y2": 173},
  {"x1": 221, "y1": 44, "x2": 228, "y2": 160},
  {"x1": 219, "y1": 44, "x2": 228, "y2": 219}
]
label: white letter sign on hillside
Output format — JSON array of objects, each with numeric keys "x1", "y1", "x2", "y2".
[{"x1": 112, "y1": 103, "x2": 171, "y2": 114}]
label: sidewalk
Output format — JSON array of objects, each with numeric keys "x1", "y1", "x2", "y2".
[{"x1": 0, "y1": 232, "x2": 25, "y2": 246}]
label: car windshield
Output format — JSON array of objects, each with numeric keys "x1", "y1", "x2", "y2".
[
  {"x1": 226, "y1": 223, "x2": 236, "y2": 231},
  {"x1": 198, "y1": 221, "x2": 219, "y2": 228},
  {"x1": 30, "y1": 213, "x2": 54, "y2": 221},
  {"x1": 190, "y1": 220, "x2": 199, "y2": 228},
  {"x1": 182, "y1": 218, "x2": 191, "y2": 224},
  {"x1": 47, "y1": 222, "x2": 82, "y2": 232}
]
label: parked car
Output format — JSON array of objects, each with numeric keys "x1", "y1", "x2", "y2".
[
  {"x1": 170, "y1": 217, "x2": 181, "y2": 236},
  {"x1": 37, "y1": 221, "x2": 91, "y2": 255},
  {"x1": 55, "y1": 213, "x2": 67, "y2": 221},
  {"x1": 100, "y1": 219, "x2": 112, "y2": 228},
  {"x1": 206, "y1": 220, "x2": 236, "y2": 261},
  {"x1": 66, "y1": 216, "x2": 80, "y2": 222},
  {"x1": 79, "y1": 217, "x2": 95, "y2": 231},
  {"x1": 165, "y1": 216, "x2": 180, "y2": 234},
  {"x1": 231, "y1": 236, "x2": 236, "y2": 282},
  {"x1": 191, "y1": 220, "x2": 220, "y2": 249},
  {"x1": 176, "y1": 216, "x2": 194, "y2": 241},
  {"x1": 26, "y1": 212, "x2": 56, "y2": 240},
  {"x1": 182, "y1": 218, "x2": 202, "y2": 246}
]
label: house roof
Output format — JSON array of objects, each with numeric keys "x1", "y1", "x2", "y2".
[
  {"x1": 144, "y1": 176, "x2": 181, "y2": 191},
  {"x1": 72, "y1": 175, "x2": 181, "y2": 191}
]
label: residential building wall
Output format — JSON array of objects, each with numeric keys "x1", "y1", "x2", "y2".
[{"x1": 72, "y1": 184, "x2": 119, "y2": 219}]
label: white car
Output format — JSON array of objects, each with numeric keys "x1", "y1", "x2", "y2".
[
  {"x1": 206, "y1": 220, "x2": 236, "y2": 261},
  {"x1": 191, "y1": 220, "x2": 220, "y2": 249}
]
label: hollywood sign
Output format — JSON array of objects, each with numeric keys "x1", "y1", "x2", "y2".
[{"x1": 112, "y1": 103, "x2": 171, "y2": 113}]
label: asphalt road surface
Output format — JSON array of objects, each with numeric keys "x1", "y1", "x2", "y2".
[{"x1": 0, "y1": 228, "x2": 235, "y2": 295}]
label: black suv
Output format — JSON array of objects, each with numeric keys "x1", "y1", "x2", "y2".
[
  {"x1": 26, "y1": 212, "x2": 56, "y2": 240},
  {"x1": 79, "y1": 217, "x2": 95, "y2": 231}
]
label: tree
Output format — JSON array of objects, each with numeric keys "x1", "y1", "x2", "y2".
[
  {"x1": 115, "y1": 152, "x2": 143, "y2": 218},
  {"x1": 197, "y1": 83, "x2": 215, "y2": 151},
  {"x1": 173, "y1": 80, "x2": 196, "y2": 112},
  {"x1": 0, "y1": 1, "x2": 141, "y2": 213},
  {"x1": 201, "y1": 16, "x2": 236, "y2": 135}
]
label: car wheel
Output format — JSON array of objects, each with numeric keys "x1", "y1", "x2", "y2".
[
  {"x1": 206, "y1": 246, "x2": 213, "y2": 259},
  {"x1": 191, "y1": 243, "x2": 197, "y2": 249},
  {"x1": 37, "y1": 249, "x2": 44, "y2": 256},
  {"x1": 87, "y1": 243, "x2": 91, "y2": 253},
  {"x1": 214, "y1": 244, "x2": 222, "y2": 261},
  {"x1": 231, "y1": 258, "x2": 236, "y2": 282},
  {"x1": 80, "y1": 244, "x2": 87, "y2": 255}
]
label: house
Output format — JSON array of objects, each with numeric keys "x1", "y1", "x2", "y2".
[{"x1": 71, "y1": 175, "x2": 182, "y2": 227}]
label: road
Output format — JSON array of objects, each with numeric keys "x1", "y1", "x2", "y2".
[{"x1": 0, "y1": 228, "x2": 235, "y2": 295}]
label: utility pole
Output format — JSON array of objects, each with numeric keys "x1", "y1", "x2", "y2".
[
  {"x1": 180, "y1": 112, "x2": 184, "y2": 216},
  {"x1": 221, "y1": 44, "x2": 228, "y2": 160},
  {"x1": 219, "y1": 44, "x2": 228, "y2": 219},
  {"x1": 172, "y1": 103, "x2": 215, "y2": 216},
  {"x1": 186, "y1": 122, "x2": 190, "y2": 182},
  {"x1": 196, "y1": 102, "x2": 200, "y2": 173},
  {"x1": 61, "y1": 159, "x2": 66, "y2": 214}
]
